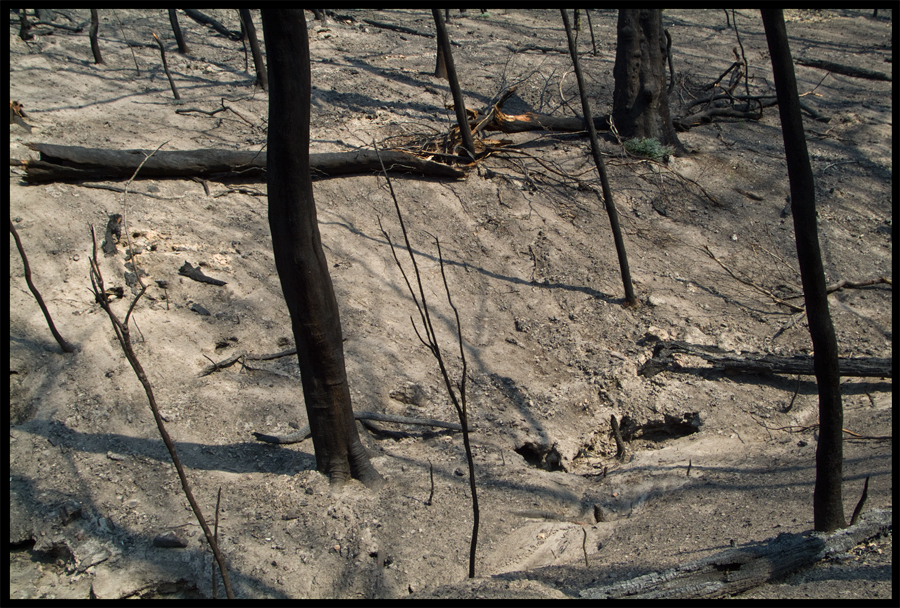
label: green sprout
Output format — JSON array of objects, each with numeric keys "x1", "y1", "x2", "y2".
[{"x1": 624, "y1": 137, "x2": 675, "y2": 161}]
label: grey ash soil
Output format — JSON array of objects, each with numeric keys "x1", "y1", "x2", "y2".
[{"x1": 9, "y1": 9, "x2": 892, "y2": 599}]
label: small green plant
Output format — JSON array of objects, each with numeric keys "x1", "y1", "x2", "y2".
[{"x1": 624, "y1": 137, "x2": 674, "y2": 161}]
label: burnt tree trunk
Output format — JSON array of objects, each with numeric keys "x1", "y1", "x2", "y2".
[
  {"x1": 561, "y1": 9, "x2": 637, "y2": 307},
  {"x1": 239, "y1": 9, "x2": 267, "y2": 91},
  {"x1": 432, "y1": 9, "x2": 476, "y2": 158},
  {"x1": 612, "y1": 9, "x2": 683, "y2": 152},
  {"x1": 434, "y1": 41, "x2": 448, "y2": 80},
  {"x1": 260, "y1": 9, "x2": 383, "y2": 490},
  {"x1": 761, "y1": 9, "x2": 846, "y2": 533},
  {"x1": 90, "y1": 9, "x2": 104, "y2": 64},
  {"x1": 168, "y1": 9, "x2": 189, "y2": 55}
]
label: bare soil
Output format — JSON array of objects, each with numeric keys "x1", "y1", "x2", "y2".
[{"x1": 8, "y1": 9, "x2": 892, "y2": 600}]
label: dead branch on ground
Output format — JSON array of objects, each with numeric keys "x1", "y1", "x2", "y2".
[
  {"x1": 703, "y1": 245, "x2": 805, "y2": 311},
  {"x1": 795, "y1": 57, "x2": 891, "y2": 82}
]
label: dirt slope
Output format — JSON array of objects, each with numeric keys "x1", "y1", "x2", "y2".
[{"x1": 9, "y1": 9, "x2": 892, "y2": 599}]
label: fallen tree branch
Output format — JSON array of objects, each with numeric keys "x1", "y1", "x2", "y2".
[
  {"x1": 485, "y1": 107, "x2": 611, "y2": 134},
  {"x1": 199, "y1": 347, "x2": 297, "y2": 376},
  {"x1": 781, "y1": 276, "x2": 891, "y2": 300},
  {"x1": 703, "y1": 245, "x2": 804, "y2": 311},
  {"x1": 181, "y1": 9, "x2": 241, "y2": 41},
  {"x1": 795, "y1": 57, "x2": 891, "y2": 82},
  {"x1": 639, "y1": 340, "x2": 892, "y2": 379},
  {"x1": 580, "y1": 508, "x2": 892, "y2": 599},
  {"x1": 18, "y1": 144, "x2": 466, "y2": 182},
  {"x1": 362, "y1": 18, "x2": 435, "y2": 39},
  {"x1": 252, "y1": 411, "x2": 462, "y2": 444}
]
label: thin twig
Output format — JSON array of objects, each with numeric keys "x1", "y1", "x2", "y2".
[
  {"x1": 703, "y1": 245, "x2": 805, "y2": 311},
  {"x1": 373, "y1": 141, "x2": 479, "y2": 579},
  {"x1": 87, "y1": 148, "x2": 234, "y2": 598},
  {"x1": 112, "y1": 9, "x2": 140, "y2": 76},
  {"x1": 9, "y1": 220, "x2": 77, "y2": 353}
]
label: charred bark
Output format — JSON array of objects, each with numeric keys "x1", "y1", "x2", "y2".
[
  {"x1": 168, "y1": 9, "x2": 189, "y2": 55},
  {"x1": 90, "y1": 9, "x2": 104, "y2": 64},
  {"x1": 562, "y1": 9, "x2": 638, "y2": 307},
  {"x1": 639, "y1": 340, "x2": 892, "y2": 379},
  {"x1": 612, "y1": 10, "x2": 684, "y2": 153},
  {"x1": 238, "y1": 9, "x2": 267, "y2": 91},
  {"x1": 261, "y1": 9, "x2": 383, "y2": 490},
  {"x1": 432, "y1": 10, "x2": 476, "y2": 158},
  {"x1": 581, "y1": 508, "x2": 891, "y2": 599},
  {"x1": 761, "y1": 9, "x2": 846, "y2": 532},
  {"x1": 18, "y1": 143, "x2": 465, "y2": 182},
  {"x1": 487, "y1": 108, "x2": 611, "y2": 133}
]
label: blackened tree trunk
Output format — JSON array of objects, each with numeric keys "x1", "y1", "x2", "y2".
[
  {"x1": 761, "y1": 10, "x2": 846, "y2": 533},
  {"x1": 239, "y1": 9, "x2": 267, "y2": 91},
  {"x1": 434, "y1": 42, "x2": 448, "y2": 80},
  {"x1": 432, "y1": 9, "x2": 476, "y2": 158},
  {"x1": 561, "y1": 10, "x2": 637, "y2": 307},
  {"x1": 168, "y1": 9, "x2": 189, "y2": 55},
  {"x1": 612, "y1": 9, "x2": 683, "y2": 152},
  {"x1": 90, "y1": 9, "x2": 104, "y2": 64},
  {"x1": 260, "y1": 9, "x2": 383, "y2": 490}
]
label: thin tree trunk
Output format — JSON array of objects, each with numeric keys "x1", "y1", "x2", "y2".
[
  {"x1": 90, "y1": 9, "x2": 104, "y2": 64},
  {"x1": 168, "y1": 9, "x2": 189, "y2": 55},
  {"x1": 261, "y1": 9, "x2": 383, "y2": 490},
  {"x1": 761, "y1": 9, "x2": 846, "y2": 533},
  {"x1": 239, "y1": 9, "x2": 267, "y2": 91},
  {"x1": 561, "y1": 10, "x2": 638, "y2": 307},
  {"x1": 435, "y1": 41, "x2": 448, "y2": 80},
  {"x1": 432, "y1": 10, "x2": 476, "y2": 158}
]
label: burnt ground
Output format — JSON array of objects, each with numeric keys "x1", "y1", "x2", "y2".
[{"x1": 8, "y1": 9, "x2": 892, "y2": 600}]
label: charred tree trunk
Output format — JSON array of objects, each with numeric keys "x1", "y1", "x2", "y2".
[
  {"x1": 434, "y1": 41, "x2": 448, "y2": 80},
  {"x1": 561, "y1": 10, "x2": 638, "y2": 307},
  {"x1": 432, "y1": 9, "x2": 476, "y2": 158},
  {"x1": 260, "y1": 9, "x2": 383, "y2": 490},
  {"x1": 612, "y1": 9, "x2": 683, "y2": 153},
  {"x1": 239, "y1": 9, "x2": 267, "y2": 91},
  {"x1": 90, "y1": 9, "x2": 104, "y2": 64},
  {"x1": 761, "y1": 9, "x2": 846, "y2": 533},
  {"x1": 168, "y1": 9, "x2": 189, "y2": 55}
]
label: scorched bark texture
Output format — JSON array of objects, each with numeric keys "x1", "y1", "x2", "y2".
[{"x1": 261, "y1": 9, "x2": 383, "y2": 490}]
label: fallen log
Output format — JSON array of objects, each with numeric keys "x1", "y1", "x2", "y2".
[
  {"x1": 795, "y1": 57, "x2": 891, "y2": 82},
  {"x1": 580, "y1": 508, "x2": 892, "y2": 599},
  {"x1": 484, "y1": 107, "x2": 611, "y2": 134},
  {"x1": 639, "y1": 340, "x2": 891, "y2": 378},
  {"x1": 17, "y1": 144, "x2": 466, "y2": 183}
]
